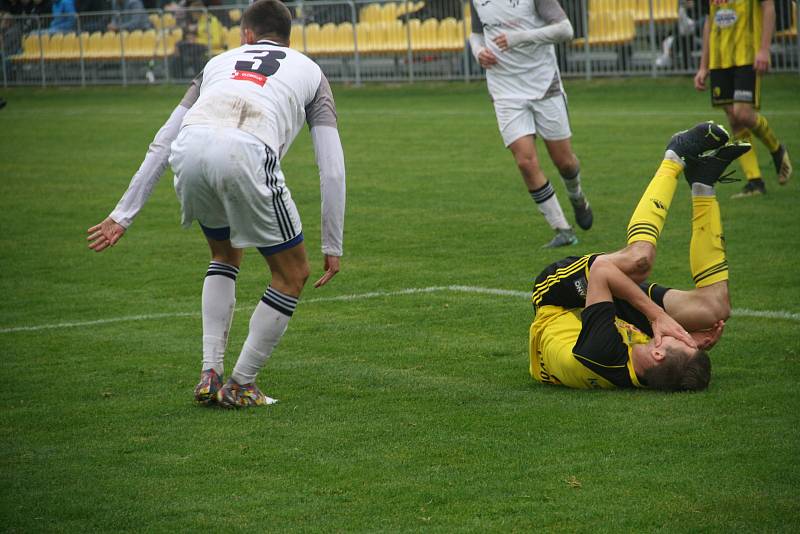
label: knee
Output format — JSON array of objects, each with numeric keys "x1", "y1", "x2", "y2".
[
  {"x1": 555, "y1": 155, "x2": 579, "y2": 178},
  {"x1": 623, "y1": 242, "x2": 656, "y2": 280},
  {"x1": 515, "y1": 154, "x2": 540, "y2": 175}
]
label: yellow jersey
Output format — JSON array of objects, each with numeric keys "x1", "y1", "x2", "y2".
[
  {"x1": 529, "y1": 302, "x2": 648, "y2": 389},
  {"x1": 705, "y1": 0, "x2": 765, "y2": 69}
]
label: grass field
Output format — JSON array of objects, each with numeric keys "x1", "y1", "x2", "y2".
[{"x1": 1, "y1": 75, "x2": 799, "y2": 532}]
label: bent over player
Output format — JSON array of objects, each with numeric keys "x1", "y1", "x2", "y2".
[
  {"x1": 529, "y1": 122, "x2": 749, "y2": 391},
  {"x1": 469, "y1": 0, "x2": 592, "y2": 248},
  {"x1": 87, "y1": 0, "x2": 346, "y2": 407}
]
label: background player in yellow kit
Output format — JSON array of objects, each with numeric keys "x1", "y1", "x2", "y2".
[
  {"x1": 694, "y1": 0, "x2": 792, "y2": 197},
  {"x1": 529, "y1": 122, "x2": 749, "y2": 391}
]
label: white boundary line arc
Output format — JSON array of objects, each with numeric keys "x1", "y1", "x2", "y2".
[{"x1": 1, "y1": 285, "x2": 798, "y2": 334}]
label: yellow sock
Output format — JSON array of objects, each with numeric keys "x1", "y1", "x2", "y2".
[
  {"x1": 690, "y1": 196, "x2": 728, "y2": 288},
  {"x1": 734, "y1": 129, "x2": 761, "y2": 181},
  {"x1": 626, "y1": 159, "x2": 682, "y2": 246},
  {"x1": 750, "y1": 114, "x2": 780, "y2": 153}
]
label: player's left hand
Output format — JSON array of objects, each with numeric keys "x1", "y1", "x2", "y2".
[
  {"x1": 87, "y1": 217, "x2": 126, "y2": 252},
  {"x1": 754, "y1": 49, "x2": 770, "y2": 74},
  {"x1": 493, "y1": 33, "x2": 511, "y2": 51},
  {"x1": 313, "y1": 254, "x2": 340, "y2": 288},
  {"x1": 651, "y1": 310, "x2": 697, "y2": 349}
]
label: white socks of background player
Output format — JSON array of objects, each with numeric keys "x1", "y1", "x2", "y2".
[
  {"x1": 230, "y1": 286, "x2": 298, "y2": 385},
  {"x1": 530, "y1": 181, "x2": 570, "y2": 230},
  {"x1": 202, "y1": 261, "x2": 239, "y2": 376}
]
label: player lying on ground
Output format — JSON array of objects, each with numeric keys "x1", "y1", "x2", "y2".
[
  {"x1": 86, "y1": 0, "x2": 346, "y2": 408},
  {"x1": 529, "y1": 122, "x2": 749, "y2": 391}
]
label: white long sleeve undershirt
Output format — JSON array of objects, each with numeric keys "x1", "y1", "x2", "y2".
[
  {"x1": 109, "y1": 104, "x2": 188, "y2": 228},
  {"x1": 311, "y1": 125, "x2": 346, "y2": 257},
  {"x1": 505, "y1": 18, "x2": 574, "y2": 47}
]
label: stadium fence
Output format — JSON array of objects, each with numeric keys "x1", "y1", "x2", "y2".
[{"x1": 1, "y1": 0, "x2": 797, "y2": 87}]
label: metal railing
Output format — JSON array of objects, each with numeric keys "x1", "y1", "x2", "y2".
[{"x1": 1, "y1": 0, "x2": 797, "y2": 87}]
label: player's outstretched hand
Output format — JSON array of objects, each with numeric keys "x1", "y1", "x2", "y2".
[
  {"x1": 87, "y1": 217, "x2": 126, "y2": 252},
  {"x1": 477, "y1": 47, "x2": 498, "y2": 69},
  {"x1": 691, "y1": 320, "x2": 725, "y2": 351},
  {"x1": 651, "y1": 310, "x2": 697, "y2": 349},
  {"x1": 693, "y1": 68, "x2": 708, "y2": 91},
  {"x1": 313, "y1": 254, "x2": 340, "y2": 288}
]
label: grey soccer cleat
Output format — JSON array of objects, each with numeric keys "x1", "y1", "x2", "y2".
[
  {"x1": 570, "y1": 197, "x2": 593, "y2": 230},
  {"x1": 543, "y1": 228, "x2": 578, "y2": 248}
]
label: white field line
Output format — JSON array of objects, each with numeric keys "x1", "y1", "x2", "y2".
[{"x1": 1, "y1": 285, "x2": 798, "y2": 334}]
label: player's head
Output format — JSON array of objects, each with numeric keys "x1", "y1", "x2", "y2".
[
  {"x1": 241, "y1": 0, "x2": 292, "y2": 45},
  {"x1": 643, "y1": 341, "x2": 711, "y2": 392}
]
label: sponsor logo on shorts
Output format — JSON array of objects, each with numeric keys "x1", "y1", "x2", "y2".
[
  {"x1": 231, "y1": 70, "x2": 268, "y2": 86},
  {"x1": 714, "y1": 8, "x2": 737, "y2": 28},
  {"x1": 733, "y1": 89, "x2": 753, "y2": 101},
  {"x1": 574, "y1": 278, "x2": 587, "y2": 298}
]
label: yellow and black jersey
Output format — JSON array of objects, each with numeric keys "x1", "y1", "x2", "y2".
[
  {"x1": 529, "y1": 302, "x2": 649, "y2": 389},
  {"x1": 703, "y1": 0, "x2": 765, "y2": 69}
]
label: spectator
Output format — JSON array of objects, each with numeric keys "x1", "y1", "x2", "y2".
[
  {"x1": 48, "y1": 0, "x2": 76, "y2": 33},
  {"x1": 107, "y1": 0, "x2": 151, "y2": 31},
  {"x1": 174, "y1": 0, "x2": 223, "y2": 77},
  {"x1": 77, "y1": 0, "x2": 111, "y2": 33}
]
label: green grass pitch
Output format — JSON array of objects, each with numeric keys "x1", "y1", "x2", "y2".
[{"x1": 1, "y1": 75, "x2": 799, "y2": 531}]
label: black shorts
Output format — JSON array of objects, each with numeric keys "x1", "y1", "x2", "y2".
[
  {"x1": 531, "y1": 254, "x2": 670, "y2": 337},
  {"x1": 710, "y1": 66, "x2": 761, "y2": 108}
]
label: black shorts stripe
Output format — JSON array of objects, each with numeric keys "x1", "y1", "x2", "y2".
[{"x1": 264, "y1": 147, "x2": 291, "y2": 241}]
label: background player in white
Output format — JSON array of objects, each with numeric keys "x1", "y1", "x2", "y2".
[
  {"x1": 469, "y1": 0, "x2": 592, "y2": 248},
  {"x1": 86, "y1": 0, "x2": 346, "y2": 408}
]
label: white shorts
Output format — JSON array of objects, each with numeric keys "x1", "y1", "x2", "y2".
[
  {"x1": 493, "y1": 94, "x2": 572, "y2": 147},
  {"x1": 170, "y1": 125, "x2": 302, "y2": 250}
]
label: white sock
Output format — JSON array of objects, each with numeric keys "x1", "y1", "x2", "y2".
[
  {"x1": 691, "y1": 183, "x2": 715, "y2": 197},
  {"x1": 530, "y1": 181, "x2": 570, "y2": 231},
  {"x1": 202, "y1": 261, "x2": 239, "y2": 376},
  {"x1": 231, "y1": 287, "x2": 298, "y2": 385},
  {"x1": 560, "y1": 167, "x2": 584, "y2": 202}
]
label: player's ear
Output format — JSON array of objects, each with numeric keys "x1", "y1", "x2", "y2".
[
  {"x1": 241, "y1": 27, "x2": 254, "y2": 45},
  {"x1": 652, "y1": 347, "x2": 666, "y2": 362}
]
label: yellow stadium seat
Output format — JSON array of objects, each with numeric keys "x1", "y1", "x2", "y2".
[
  {"x1": 631, "y1": 0, "x2": 678, "y2": 24},
  {"x1": 412, "y1": 18, "x2": 437, "y2": 51},
  {"x1": 304, "y1": 23, "x2": 322, "y2": 54},
  {"x1": 381, "y1": 2, "x2": 398, "y2": 22},
  {"x1": 289, "y1": 24, "x2": 305, "y2": 51},
  {"x1": 163, "y1": 12, "x2": 177, "y2": 28},
  {"x1": 58, "y1": 32, "x2": 79, "y2": 59},
  {"x1": 149, "y1": 14, "x2": 162, "y2": 31},
  {"x1": 43, "y1": 33, "x2": 63, "y2": 59},
  {"x1": 122, "y1": 30, "x2": 142, "y2": 59},
  {"x1": 360, "y1": 4, "x2": 382, "y2": 24},
  {"x1": 227, "y1": 26, "x2": 241, "y2": 50},
  {"x1": 572, "y1": 9, "x2": 635, "y2": 46},
  {"x1": 83, "y1": 31, "x2": 103, "y2": 59},
  {"x1": 336, "y1": 22, "x2": 355, "y2": 54},
  {"x1": 318, "y1": 22, "x2": 338, "y2": 54},
  {"x1": 437, "y1": 17, "x2": 462, "y2": 51}
]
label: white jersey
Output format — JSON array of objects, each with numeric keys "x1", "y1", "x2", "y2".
[
  {"x1": 182, "y1": 40, "x2": 330, "y2": 158},
  {"x1": 471, "y1": 0, "x2": 564, "y2": 100}
]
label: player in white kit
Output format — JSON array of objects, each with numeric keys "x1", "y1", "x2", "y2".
[
  {"x1": 469, "y1": 0, "x2": 592, "y2": 248},
  {"x1": 87, "y1": 0, "x2": 346, "y2": 408}
]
